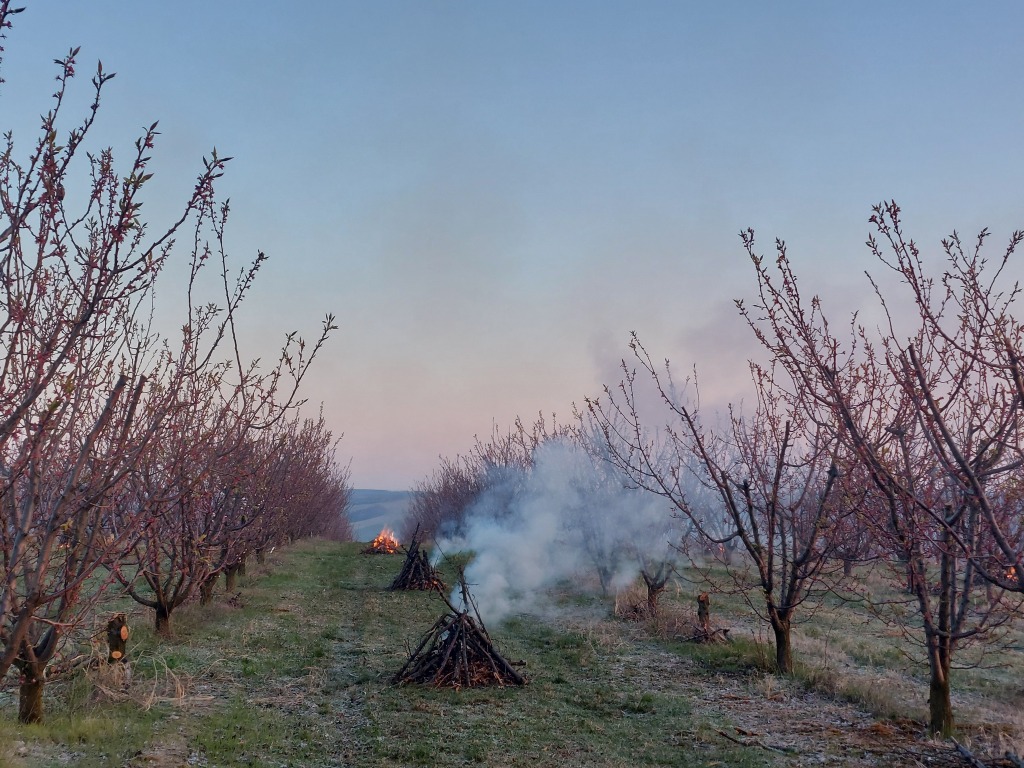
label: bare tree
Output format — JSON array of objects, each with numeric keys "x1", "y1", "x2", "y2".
[
  {"x1": 862, "y1": 204, "x2": 1024, "y2": 595},
  {"x1": 402, "y1": 416, "x2": 569, "y2": 541},
  {"x1": 738, "y1": 206, "x2": 1014, "y2": 735},
  {"x1": 403, "y1": 454, "x2": 485, "y2": 543},
  {"x1": 0, "y1": 8, "x2": 336, "y2": 720},
  {"x1": 0, "y1": 30, "x2": 240, "y2": 719},
  {"x1": 240, "y1": 411, "x2": 353, "y2": 559},
  {"x1": 588, "y1": 341, "x2": 845, "y2": 674},
  {"x1": 110, "y1": 309, "x2": 333, "y2": 635}
]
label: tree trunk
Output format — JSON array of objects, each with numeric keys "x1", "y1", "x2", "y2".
[
  {"x1": 596, "y1": 564, "x2": 612, "y2": 597},
  {"x1": 697, "y1": 593, "x2": 711, "y2": 634},
  {"x1": 255, "y1": 549, "x2": 265, "y2": 565},
  {"x1": 17, "y1": 661, "x2": 45, "y2": 724},
  {"x1": 646, "y1": 584, "x2": 663, "y2": 616},
  {"x1": 199, "y1": 575, "x2": 216, "y2": 606},
  {"x1": 237, "y1": 557, "x2": 247, "y2": 577},
  {"x1": 155, "y1": 603, "x2": 172, "y2": 635},
  {"x1": 843, "y1": 558, "x2": 854, "y2": 577},
  {"x1": 903, "y1": 557, "x2": 916, "y2": 594},
  {"x1": 641, "y1": 568, "x2": 669, "y2": 618},
  {"x1": 723, "y1": 541, "x2": 736, "y2": 565},
  {"x1": 225, "y1": 564, "x2": 239, "y2": 592},
  {"x1": 928, "y1": 660, "x2": 954, "y2": 737},
  {"x1": 927, "y1": 534, "x2": 955, "y2": 737},
  {"x1": 770, "y1": 613, "x2": 793, "y2": 674}
]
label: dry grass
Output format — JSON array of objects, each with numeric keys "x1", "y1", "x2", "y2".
[
  {"x1": 614, "y1": 582, "x2": 731, "y2": 644},
  {"x1": 671, "y1": 560, "x2": 1024, "y2": 757}
]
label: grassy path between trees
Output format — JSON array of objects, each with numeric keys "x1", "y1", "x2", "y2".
[{"x1": 0, "y1": 540, "x2": 981, "y2": 767}]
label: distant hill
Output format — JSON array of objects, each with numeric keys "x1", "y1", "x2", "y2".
[{"x1": 347, "y1": 489, "x2": 413, "y2": 542}]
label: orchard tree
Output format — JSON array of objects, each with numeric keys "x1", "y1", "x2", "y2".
[
  {"x1": 557, "y1": 421, "x2": 687, "y2": 602},
  {"x1": 0, "y1": 30, "x2": 231, "y2": 718},
  {"x1": 738, "y1": 205, "x2": 1015, "y2": 735},
  {"x1": 588, "y1": 342, "x2": 846, "y2": 673},
  {"x1": 111, "y1": 368, "x2": 244, "y2": 633},
  {"x1": 401, "y1": 417, "x2": 559, "y2": 541},
  {"x1": 564, "y1": 432, "x2": 637, "y2": 597},
  {"x1": 210, "y1": 409, "x2": 352, "y2": 598},
  {"x1": 402, "y1": 454, "x2": 484, "y2": 543},
  {"x1": 0, "y1": 6, "x2": 336, "y2": 720},
  {"x1": 1, "y1": 338, "x2": 167, "y2": 722},
  {"x1": 821, "y1": 459, "x2": 877, "y2": 577},
  {"x1": 255, "y1": 412, "x2": 352, "y2": 547},
  {"x1": 110, "y1": 313, "x2": 333, "y2": 634},
  {"x1": 861, "y1": 204, "x2": 1024, "y2": 594}
]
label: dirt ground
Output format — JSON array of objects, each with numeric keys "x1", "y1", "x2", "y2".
[{"x1": 562, "y1": 609, "x2": 1019, "y2": 768}]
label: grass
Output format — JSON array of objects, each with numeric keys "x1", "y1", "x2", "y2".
[
  {"x1": 1, "y1": 542, "x2": 1023, "y2": 765},
  {"x1": 672, "y1": 561, "x2": 1024, "y2": 738}
]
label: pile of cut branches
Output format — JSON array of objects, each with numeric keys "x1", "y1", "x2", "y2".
[
  {"x1": 388, "y1": 527, "x2": 445, "y2": 592},
  {"x1": 393, "y1": 578, "x2": 525, "y2": 689}
]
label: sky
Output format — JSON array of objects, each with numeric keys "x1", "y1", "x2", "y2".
[{"x1": 2, "y1": 2, "x2": 1023, "y2": 490}]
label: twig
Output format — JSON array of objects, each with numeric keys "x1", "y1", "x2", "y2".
[
  {"x1": 952, "y1": 739, "x2": 988, "y2": 768},
  {"x1": 678, "y1": 628, "x2": 731, "y2": 644},
  {"x1": 715, "y1": 728, "x2": 797, "y2": 755}
]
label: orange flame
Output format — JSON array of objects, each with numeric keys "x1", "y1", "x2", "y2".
[{"x1": 366, "y1": 528, "x2": 400, "y2": 554}]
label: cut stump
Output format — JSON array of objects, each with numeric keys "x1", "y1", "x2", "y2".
[{"x1": 106, "y1": 613, "x2": 130, "y2": 663}]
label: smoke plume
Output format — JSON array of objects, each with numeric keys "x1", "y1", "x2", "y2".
[{"x1": 436, "y1": 439, "x2": 683, "y2": 625}]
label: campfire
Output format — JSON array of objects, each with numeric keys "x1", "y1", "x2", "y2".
[
  {"x1": 362, "y1": 528, "x2": 400, "y2": 554},
  {"x1": 389, "y1": 526, "x2": 446, "y2": 592},
  {"x1": 393, "y1": 576, "x2": 525, "y2": 689}
]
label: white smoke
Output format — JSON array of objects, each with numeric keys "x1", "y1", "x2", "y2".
[{"x1": 436, "y1": 439, "x2": 684, "y2": 625}]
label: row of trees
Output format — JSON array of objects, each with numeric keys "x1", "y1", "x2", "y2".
[
  {"x1": 587, "y1": 203, "x2": 1024, "y2": 737},
  {"x1": 0, "y1": 5, "x2": 350, "y2": 723},
  {"x1": 404, "y1": 413, "x2": 684, "y2": 618},
  {"x1": 410, "y1": 204, "x2": 1024, "y2": 738},
  {"x1": 400, "y1": 415, "x2": 564, "y2": 543}
]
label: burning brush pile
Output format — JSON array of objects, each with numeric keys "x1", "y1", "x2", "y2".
[
  {"x1": 362, "y1": 528, "x2": 400, "y2": 554},
  {"x1": 393, "y1": 578, "x2": 525, "y2": 689},
  {"x1": 389, "y1": 527, "x2": 445, "y2": 592}
]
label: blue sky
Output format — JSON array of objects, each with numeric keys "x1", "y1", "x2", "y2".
[{"x1": 3, "y1": 2, "x2": 1023, "y2": 489}]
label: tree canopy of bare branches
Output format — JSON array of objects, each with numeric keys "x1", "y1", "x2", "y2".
[
  {"x1": 587, "y1": 338, "x2": 846, "y2": 674},
  {"x1": 0, "y1": 6, "x2": 345, "y2": 722},
  {"x1": 736, "y1": 202, "x2": 1018, "y2": 735}
]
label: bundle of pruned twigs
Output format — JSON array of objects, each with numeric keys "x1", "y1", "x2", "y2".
[
  {"x1": 392, "y1": 577, "x2": 525, "y2": 689},
  {"x1": 388, "y1": 527, "x2": 445, "y2": 592}
]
